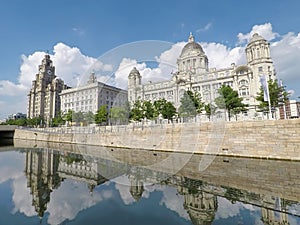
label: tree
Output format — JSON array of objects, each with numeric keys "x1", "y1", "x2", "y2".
[
  {"x1": 73, "y1": 111, "x2": 84, "y2": 125},
  {"x1": 215, "y1": 85, "x2": 248, "y2": 121},
  {"x1": 154, "y1": 99, "x2": 177, "y2": 121},
  {"x1": 130, "y1": 100, "x2": 144, "y2": 122},
  {"x1": 142, "y1": 100, "x2": 155, "y2": 120},
  {"x1": 179, "y1": 90, "x2": 204, "y2": 118},
  {"x1": 64, "y1": 109, "x2": 73, "y2": 124},
  {"x1": 110, "y1": 107, "x2": 128, "y2": 125},
  {"x1": 95, "y1": 105, "x2": 108, "y2": 125},
  {"x1": 52, "y1": 111, "x2": 65, "y2": 127},
  {"x1": 256, "y1": 79, "x2": 289, "y2": 116},
  {"x1": 84, "y1": 111, "x2": 95, "y2": 125},
  {"x1": 204, "y1": 103, "x2": 217, "y2": 121},
  {"x1": 5, "y1": 118, "x2": 27, "y2": 126}
]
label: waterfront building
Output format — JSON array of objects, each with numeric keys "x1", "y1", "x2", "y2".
[
  {"x1": 60, "y1": 72, "x2": 128, "y2": 114},
  {"x1": 128, "y1": 33, "x2": 276, "y2": 119},
  {"x1": 279, "y1": 100, "x2": 300, "y2": 119},
  {"x1": 27, "y1": 55, "x2": 67, "y2": 124},
  {"x1": 24, "y1": 148, "x2": 61, "y2": 218}
]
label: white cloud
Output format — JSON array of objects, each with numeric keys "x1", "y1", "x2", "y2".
[
  {"x1": 113, "y1": 176, "x2": 136, "y2": 205},
  {"x1": 237, "y1": 23, "x2": 279, "y2": 44},
  {"x1": 0, "y1": 152, "x2": 37, "y2": 217},
  {"x1": 114, "y1": 58, "x2": 146, "y2": 89},
  {"x1": 159, "y1": 186, "x2": 189, "y2": 220},
  {"x1": 236, "y1": 23, "x2": 300, "y2": 98},
  {"x1": 0, "y1": 152, "x2": 24, "y2": 184},
  {"x1": 0, "y1": 80, "x2": 27, "y2": 96},
  {"x1": 288, "y1": 203, "x2": 300, "y2": 216},
  {"x1": 0, "y1": 42, "x2": 113, "y2": 119},
  {"x1": 11, "y1": 176, "x2": 36, "y2": 217},
  {"x1": 112, "y1": 175, "x2": 190, "y2": 221},
  {"x1": 18, "y1": 42, "x2": 113, "y2": 89},
  {"x1": 271, "y1": 32, "x2": 300, "y2": 93},
  {"x1": 52, "y1": 42, "x2": 112, "y2": 87},
  {"x1": 114, "y1": 42, "x2": 184, "y2": 89},
  {"x1": 72, "y1": 27, "x2": 85, "y2": 36},
  {"x1": 196, "y1": 22, "x2": 213, "y2": 33},
  {"x1": 202, "y1": 42, "x2": 245, "y2": 68},
  {"x1": 215, "y1": 197, "x2": 259, "y2": 220},
  {"x1": 47, "y1": 180, "x2": 113, "y2": 225}
]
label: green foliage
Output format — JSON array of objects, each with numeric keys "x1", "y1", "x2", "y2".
[
  {"x1": 27, "y1": 116, "x2": 44, "y2": 127},
  {"x1": 130, "y1": 99, "x2": 177, "y2": 122},
  {"x1": 143, "y1": 100, "x2": 155, "y2": 120},
  {"x1": 4, "y1": 118, "x2": 27, "y2": 126},
  {"x1": 256, "y1": 79, "x2": 289, "y2": 112},
  {"x1": 204, "y1": 103, "x2": 217, "y2": 121},
  {"x1": 84, "y1": 111, "x2": 95, "y2": 124},
  {"x1": 130, "y1": 100, "x2": 144, "y2": 122},
  {"x1": 110, "y1": 106, "x2": 128, "y2": 125},
  {"x1": 154, "y1": 99, "x2": 177, "y2": 121},
  {"x1": 51, "y1": 111, "x2": 64, "y2": 127},
  {"x1": 95, "y1": 105, "x2": 108, "y2": 125},
  {"x1": 179, "y1": 90, "x2": 204, "y2": 117},
  {"x1": 73, "y1": 111, "x2": 84, "y2": 125},
  {"x1": 215, "y1": 85, "x2": 248, "y2": 121},
  {"x1": 64, "y1": 109, "x2": 73, "y2": 122}
]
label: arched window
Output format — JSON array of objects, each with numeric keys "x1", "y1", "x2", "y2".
[{"x1": 239, "y1": 79, "x2": 249, "y2": 86}]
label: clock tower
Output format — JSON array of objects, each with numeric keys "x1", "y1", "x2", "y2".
[{"x1": 27, "y1": 54, "x2": 67, "y2": 126}]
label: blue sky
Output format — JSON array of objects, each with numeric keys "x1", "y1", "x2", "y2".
[{"x1": 0, "y1": 0, "x2": 300, "y2": 119}]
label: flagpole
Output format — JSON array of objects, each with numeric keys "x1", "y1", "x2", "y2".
[
  {"x1": 260, "y1": 75, "x2": 272, "y2": 119},
  {"x1": 266, "y1": 80, "x2": 272, "y2": 119}
]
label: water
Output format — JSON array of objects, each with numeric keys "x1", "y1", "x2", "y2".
[{"x1": 0, "y1": 141, "x2": 299, "y2": 225}]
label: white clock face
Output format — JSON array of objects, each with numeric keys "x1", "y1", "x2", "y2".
[{"x1": 47, "y1": 70, "x2": 52, "y2": 75}]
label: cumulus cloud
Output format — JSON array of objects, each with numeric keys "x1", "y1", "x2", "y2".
[
  {"x1": 113, "y1": 175, "x2": 136, "y2": 205},
  {"x1": 0, "y1": 151, "x2": 24, "y2": 184},
  {"x1": 202, "y1": 42, "x2": 245, "y2": 68},
  {"x1": 271, "y1": 32, "x2": 300, "y2": 87},
  {"x1": 215, "y1": 197, "x2": 259, "y2": 220},
  {"x1": 114, "y1": 42, "x2": 184, "y2": 89},
  {"x1": 47, "y1": 180, "x2": 113, "y2": 225},
  {"x1": 17, "y1": 42, "x2": 113, "y2": 90},
  {"x1": 237, "y1": 23, "x2": 279, "y2": 44},
  {"x1": 11, "y1": 176, "x2": 36, "y2": 217},
  {"x1": 0, "y1": 152, "x2": 36, "y2": 217},
  {"x1": 0, "y1": 80, "x2": 27, "y2": 96},
  {"x1": 52, "y1": 43, "x2": 113, "y2": 87},
  {"x1": 0, "y1": 42, "x2": 113, "y2": 118},
  {"x1": 159, "y1": 186, "x2": 189, "y2": 220}
]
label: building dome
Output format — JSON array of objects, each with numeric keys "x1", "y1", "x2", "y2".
[
  {"x1": 128, "y1": 67, "x2": 140, "y2": 78},
  {"x1": 247, "y1": 33, "x2": 266, "y2": 45},
  {"x1": 180, "y1": 33, "x2": 205, "y2": 58}
]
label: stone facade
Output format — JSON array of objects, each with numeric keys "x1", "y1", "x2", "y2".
[
  {"x1": 14, "y1": 119, "x2": 300, "y2": 161},
  {"x1": 27, "y1": 55, "x2": 67, "y2": 123},
  {"x1": 128, "y1": 33, "x2": 276, "y2": 119},
  {"x1": 60, "y1": 72, "x2": 128, "y2": 114}
]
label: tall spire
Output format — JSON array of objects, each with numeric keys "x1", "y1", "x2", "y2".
[{"x1": 188, "y1": 32, "x2": 194, "y2": 43}]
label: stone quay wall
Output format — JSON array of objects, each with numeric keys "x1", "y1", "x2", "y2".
[{"x1": 14, "y1": 119, "x2": 300, "y2": 160}]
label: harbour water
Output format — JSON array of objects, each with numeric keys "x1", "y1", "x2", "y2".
[{"x1": 0, "y1": 141, "x2": 299, "y2": 225}]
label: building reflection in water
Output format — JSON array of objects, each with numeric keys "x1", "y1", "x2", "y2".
[{"x1": 23, "y1": 148, "x2": 297, "y2": 225}]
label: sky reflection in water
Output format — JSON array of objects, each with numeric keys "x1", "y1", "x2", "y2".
[{"x1": 0, "y1": 147, "x2": 299, "y2": 225}]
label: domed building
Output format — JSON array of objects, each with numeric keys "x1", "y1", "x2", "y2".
[{"x1": 128, "y1": 33, "x2": 276, "y2": 119}]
